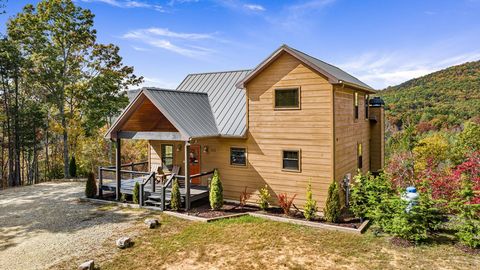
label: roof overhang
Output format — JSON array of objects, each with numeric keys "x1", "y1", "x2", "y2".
[{"x1": 235, "y1": 44, "x2": 375, "y2": 94}]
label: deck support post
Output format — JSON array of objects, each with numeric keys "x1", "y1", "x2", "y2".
[
  {"x1": 184, "y1": 141, "x2": 191, "y2": 210},
  {"x1": 98, "y1": 167, "x2": 103, "y2": 198},
  {"x1": 115, "y1": 137, "x2": 122, "y2": 201}
]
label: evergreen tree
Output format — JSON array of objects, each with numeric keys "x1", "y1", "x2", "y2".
[
  {"x1": 85, "y1": 172, "x2": 96, "y2": 198},
  {"x1": 170, "y1": 179, "x2": 181, "y2": 211},
  {"x1": 324, "y1": 180, "x2": 341, "y2": 223},
  {"x1": 209, "y1": 169, "x2": 223, "y2": 210},
  {"x1": 303, "y1": 182, "x2": 317, "y2": 220},
  {"x1": 132, "y1": 181, "x2": 140, "y2": 204},
  {"x1": 69, "y1": 156, "x2": 77, "y2": 178}
]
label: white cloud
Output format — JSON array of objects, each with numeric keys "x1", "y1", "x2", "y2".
[
  {"x1": 140, "y1": 76, "x2": 178, "y2": 89},
  {"x1": 123, "y1": 28, "x2": 217, "y2": 58},
  {"x1": 79, "y1": 0, "x2": 165, "y2": 12},
  {"x1": 243, "y1": 4, "x2": 265, "y2": 12},
  {"x1": 338, "y1": 50, "x2": 480, "y2": 89}
]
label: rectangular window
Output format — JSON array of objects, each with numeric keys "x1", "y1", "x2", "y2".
[
  {"x1": 354, "y1": 92, "x2": 359, "y2": 119},
  {"x1": 282, "y1": 150, "x2": 300, "y2": 171},
  {"x1": 365, "y1": 94, "x2": 369, "y2": 119},
  {"x1": 357, "y1": 143, "x2": 363, "y2": 169},
  {"x1": 230, "y1": 147, "x2": 247, "y2": 166},
  {"x1": 161, "y1": 144, "x2": 174, "y2": 171},
  {"x1": 275, "y1": 88, "x2": 300, "y2": 109}
]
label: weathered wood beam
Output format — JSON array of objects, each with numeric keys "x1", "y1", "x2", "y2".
[
  {"x1": 115, "y1": 137, "x2": 122, "y2": 201},
  {"x1": 117, "y1": 131, "x2": 183, "y2": 141}
]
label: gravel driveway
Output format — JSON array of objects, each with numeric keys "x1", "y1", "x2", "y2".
[{"x1": 0, "y1": 182, "x2": 144, "y2": 270}]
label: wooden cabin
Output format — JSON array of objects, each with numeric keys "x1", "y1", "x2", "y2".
[{"x1": 105, "y1": 44, "x2": 385, "y2": 210}]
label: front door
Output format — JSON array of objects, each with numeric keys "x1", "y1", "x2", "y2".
[{"x1": 189, "y1": 145, "x2": 201, "y2": 184}]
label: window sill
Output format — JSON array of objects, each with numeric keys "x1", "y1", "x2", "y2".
[{"x1": 282, "y1": 168, "x2": 301, "y2": 173}]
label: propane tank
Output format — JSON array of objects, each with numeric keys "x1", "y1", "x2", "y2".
[{"x1": 402, "y1": 186, "x2": 419, "y2": 213}]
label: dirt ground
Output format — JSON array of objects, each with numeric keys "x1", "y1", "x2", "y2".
[{"x1": 0, "y1": 182, "x2": 145, "y2": 270}]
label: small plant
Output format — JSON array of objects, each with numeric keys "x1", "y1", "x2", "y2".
[
  {"x1": 452, "y1": 175, "x2": 480, "y2": 248},
  {"x1": 258, "y1": 185, "x2": 271, "y2": 210},
  {"x1": 324, "y1": 180, "x2": 341, "y2": 223},
  {"x1": 303, "y1": 182, "x2": 317, "y2": 221},
  {"x1": 132, "y1": 182, "x2": 140, "y2": 204},
  {"x1": 85, "y1": 172, "x2": 96, "y2": 198},
  {"x1": 69, "y1": 156, "x2": 77, "y2": 178},
  {"x1": 209, "y1": 169, "x2": 224, "y2": 210},
  {"x1": 121, "y1": 193, "x2": 126, "y2": 202},
  {"x1": 277, "y1": 193, "x2": 297, "y2": 216},
  {"x1": 170, "y1": 179, "x2": 181, "y2": 211},
  {"x1": 239, "y1": 186, "x2": 249, "y2": 208}
]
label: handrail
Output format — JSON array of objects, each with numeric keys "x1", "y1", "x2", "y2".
[
  {"x1": 104, "y1": 161, "x2": 148, "y2": 169},
  {"x1": 160, "y1": 173, "x2": 177, "y2": 211},
  {"x1": 175, "y1": 170, "x2": 215, "y2": 180},
  {"x1": 139, "y1": 172, "x2": 156, "y2": 206},
  {"x1": 99, "y1": 167, "x2": 151, "y2": 175}
]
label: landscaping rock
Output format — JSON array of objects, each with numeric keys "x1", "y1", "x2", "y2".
[
  {"x1": 78, "y1": 260, "x2": 94, "y2": 270},
  {"x1": 144, "y1": 218, "x2": 160, "y2": 229},
  {"x1": 116, "y1": 237, "x2": 132, "y2": 249}
]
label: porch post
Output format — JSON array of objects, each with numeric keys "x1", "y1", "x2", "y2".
[
  {"x1": 115, "y1": 137, "x2": 122, "y2": 201},
  {"x1": 184, "y1": 141, "x2": 191, "y2": 210}
]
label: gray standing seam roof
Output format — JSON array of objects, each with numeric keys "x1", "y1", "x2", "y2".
[
  {"x1": 176, "y1": 70, "x2": 251, "y2": 137},
  {"x1": 143, "y1": 88, "x2": 219, "y2": 138}
]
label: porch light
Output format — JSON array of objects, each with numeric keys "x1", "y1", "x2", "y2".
[
  {"x1": 176, "y1": 144, "x2": 182, "y2": 152},
  {"x1": 203, "y1": 145, "x2": 209, "y2": 153}
]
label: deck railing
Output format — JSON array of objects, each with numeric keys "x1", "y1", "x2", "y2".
[
  {"x1": 98, "y1": 161, "x2": 149, "y2": 198},
  {"x1": 139, "y1": 172, "x2": 156, "y2": 206}
]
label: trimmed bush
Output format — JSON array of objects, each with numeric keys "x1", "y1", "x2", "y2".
[
  {"x1": 209, "y1": 169, "x2": 223, "y2": 210},
  {"x1": 258, "y1": 185, "x2": 270, "y2": 210},
  {"x1": 324, "y1": 180, "x2": 341, "y2": 223},
  {"x1": 85, "y1": 172, "x2": 96, "y2": 198},
  {"x1": 170, "y1": 179, "x2": 181, "y2": 211},
  {"x1": 133, "y1": 182, "x2": 140, "y2": 204},
  {"x1": 303, "y1": 182, "x2": 317, "y2": 220},
  {"x1": 69, "y1": 156, "x2": 77, "y2": 178}
]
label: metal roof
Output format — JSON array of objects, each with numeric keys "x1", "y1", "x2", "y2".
[
  {"x1": 236, "y1": 44, "x2": 375, "y2": 92},
  {"x1": 143, "y1": 88, "x2": 219, "y2": 138},
  {"x1": 177, "y1": 70, "x2": 251, "y2": 137}
]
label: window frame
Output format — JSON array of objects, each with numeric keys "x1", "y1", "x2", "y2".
[
  {"x1": 354, "y1": 92, "x2": 359, "y2": 120},
  {"x1": 357, "y1": 143, "x2": 363, "y2": 170},
  {"x1": 281, "y1": 149, "x2": 301, "y2": 172},
  {"x1": 161, "y1": 144, "x2": 174, "y2": 172},
  {"x1": 274, "y1": 87, "x2": 301, "y2": 110},
  {"x1": 230, "y1": 147, "x2": 247, "y2": 167}
]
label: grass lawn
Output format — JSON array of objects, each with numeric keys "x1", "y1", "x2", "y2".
[{"x1": 71, "y1": 211, "x2": 479, "y2": 270}]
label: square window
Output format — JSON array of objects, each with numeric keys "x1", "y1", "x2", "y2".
[
  {"x1": 161, "y1": 144, "x2": 174, "y2": 171},
  {"x1": 230, "y1": 147, "x2": 246, "y2": 166},
  {"x1": 275, "y1": 88, "x2": 299, "y2": 109},
  {"x1": 282, "y1": 150, "x2": 300, "y2": 171}
]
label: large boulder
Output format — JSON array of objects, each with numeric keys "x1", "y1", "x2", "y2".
[
  {"x1": 116, "y1": 237, "x2": 132, "y2": 249},
  {"x1": 144, "y1": 218, "x2": 160, "y2": 229},
  {"x1": 78, "y1": 260, "x2": 94, "y2": 270}
]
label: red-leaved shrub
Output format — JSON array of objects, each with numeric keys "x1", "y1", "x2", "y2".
[{"x1": 277, "y1": 193, "x2": 296, "y2": 216}]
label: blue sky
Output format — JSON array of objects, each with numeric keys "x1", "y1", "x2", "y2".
[{"x1": 1, "y1": 0, "x2": 480, "y2": 89}]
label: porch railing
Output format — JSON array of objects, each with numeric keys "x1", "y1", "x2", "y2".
[
  {"x1": 139, "y1": 172, "x2": 156, "y2": 206},
  {"x1": 97, "y1": 161, "x2": 149, "y2": 198}
]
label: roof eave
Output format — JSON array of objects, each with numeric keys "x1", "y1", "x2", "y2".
[{"x1": 335, "y1": 81, "x2": 376, "y2": 94}]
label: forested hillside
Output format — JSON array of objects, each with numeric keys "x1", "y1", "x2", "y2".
[{"x1": 379, "y1": 61, "x2": 480, "y2": 131}]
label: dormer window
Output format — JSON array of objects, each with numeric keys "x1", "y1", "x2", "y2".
[{"x1": 275, "y1": 88, "x2": 300, "y2": 109}]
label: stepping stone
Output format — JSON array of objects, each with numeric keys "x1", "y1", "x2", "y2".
[
  {"x1": 116, "y1": 237, "x2": 132, "y2": 249},
  {"x1": 144, "y1": 218, "x2": 160, "y2": 229},
  {"x1": 78, "y1": 260, "x2": 94, "y2": 270}
]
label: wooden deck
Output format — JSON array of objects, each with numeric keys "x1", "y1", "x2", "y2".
[{"x1": 101, "y1": 178, "x2": 209, "y2": 203}]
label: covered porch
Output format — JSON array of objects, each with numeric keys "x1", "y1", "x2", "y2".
[{"x1": 101, "y1": 88, "x2": 220, "y2": 210}]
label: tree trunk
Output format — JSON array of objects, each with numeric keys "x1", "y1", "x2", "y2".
[
  {"x1": 60, "y1": 104, "x2": 69, "y2": 178},
  {"x1": 13, "y1": 68, "x2": 21, "y2": 186}
]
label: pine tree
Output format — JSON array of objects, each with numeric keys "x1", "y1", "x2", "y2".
[
  {"x1": 209, "y1": 169, "x2": 223, "y2": 210},
  {"x1": 324, "y1": 180, "x2": 341, "y2": 223},
  {"x1": 170, "y1": 179, "x2": 181, "y2": 211},
  {"x1": 69, "y1": 156, "x2": 77, "y2": 178},
  {"x1": 304, "y1": 182, "x2": 318, "y2": 220}
]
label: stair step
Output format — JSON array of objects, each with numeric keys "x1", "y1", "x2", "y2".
[{"x1": 145, "y1": 200, "x2": 163, "y2": 205}]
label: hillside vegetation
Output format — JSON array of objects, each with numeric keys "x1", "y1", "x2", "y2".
[{"x1": 379, "y1": 60, "x2": 480, "y2": 131}]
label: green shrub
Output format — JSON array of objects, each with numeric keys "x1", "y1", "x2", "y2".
[
  {"x1": 375, "y1": 194, "x2": 444, "y2": 243},
  {"x1": 258, "y1": 185, "x2": 270, "y2": 210},
  {"x1": 350, "y1": 172, "x2": 394, "y2": 220},
  {"x1": 69, "y1": 156, "x2": 77, "y2": 178},
  {"x1": 209, "y1": 169, "x2": 223, "y2": 210},
  {"x1": 453, "y1": 176, "x2": 480, "y2": 248},
  {"x1": 46, "y1": 163, "x2": 64, "y2": 180},
  {"x1": 303, "y1": 182, "x2": 317, "y2": 220},
  {"x1": 324, "y1": 180, "x2": 341, "y2": 223},
  {"x1": 170, "y1": 179, "x2": 181, "y2": 211},
  {"x1": 85, "y1": 172, "x2": 96, "y2": 198},
  {"x1": 133, "y1": 182, "x2": 140, "y2": 204},
  {"x1": 121, "y1": 193, "x2": 126, "y2": 202}
]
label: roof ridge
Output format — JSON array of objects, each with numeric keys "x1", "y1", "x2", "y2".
[
  {"x1": 144, "y1": 87, "x2": 209, "y2": 95},
  {"x1": 185, "y1": 69, "x2": 252, "y2": 76}
]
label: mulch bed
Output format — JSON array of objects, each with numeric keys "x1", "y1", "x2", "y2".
[
  {"x1": 259, "y1": 207, "x2": 364, "y2": 229},
  {"x1": 455, "y1": 243, "x2": 480, "y2": 255},
  {"x1": 184, "y1": 202, "x2": 260, "y2": 218}
]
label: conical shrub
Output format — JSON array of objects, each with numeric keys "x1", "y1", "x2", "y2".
[
  {"x1": 324, "y1": 180, "x2": 341, "y2": 223},
  {"x1": 209, "y1": 169, "x2": 223, "y2": 210},
  {"x1": 133, "y1": 181, "x2": 140, "y2": 204},
  {"x1": 85, "y1": 172, "x2": 96, "y2": 198},
  {"x1": 170, "y1": 179, "x2": 181, "y2": 211},
  {"x1": 304, "y1": 182, "x2": 318, "y2": 220},
  {"x1": 69, "y1": 156, "x2": 77, "y2": 178}
]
